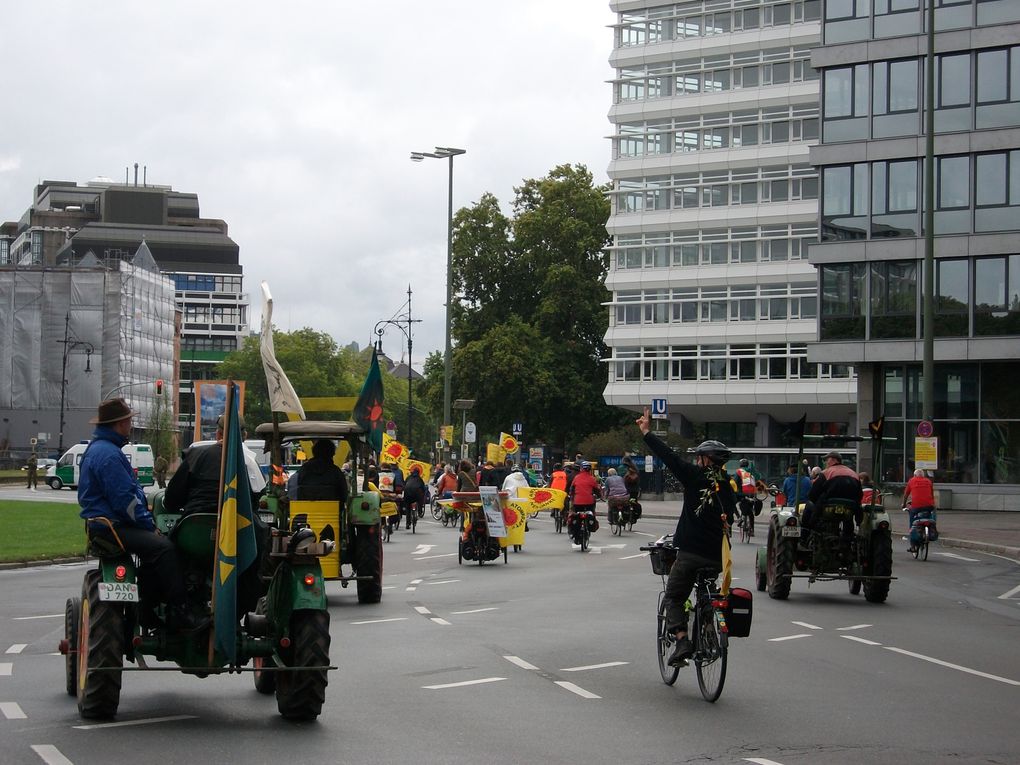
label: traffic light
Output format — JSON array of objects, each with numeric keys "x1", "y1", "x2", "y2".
[{"x1": 155, "y1": 379, "x2": 164, "y2": 396}]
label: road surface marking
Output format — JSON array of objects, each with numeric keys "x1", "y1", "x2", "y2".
[
  {"x1": 632, "y1": 531, "x2": 657, "y2": 537},
  {"x1": 415, "y1": 553, "x2": 458, "y2": 560},
  {"x1": 836, "y1": 624, "x2": 872, "y2": 631},
  {"x1": 451, "y1": 607, "x2": 498, "y2": 615},
  {"x1": 413, "y1": 606, "x2": 431, "y2": 615},
  {"x1": 31, "y1": 745, "x2": 73, "y2": 765},
  {"x1": 588, "y1": 547, "x2": 603, "y2": 554},
  {"x1": 745, "y1": 759, "x2": 787, "y2": 765},
  {"x1": 73, "y1": 715, "x2": 196, "y2": 729},
  {"x1": 619, "y1": 552, "x2": 649, "y2": 560},
  {"x1": 998, "y1": 582, "x2": 1020, "y2": 600},
  {"x1": 6, "y1": 644, "x2": 27, "y2": 654},
  {"x1": 382, "y1": 585, "x2": 396, "y2": 590},
  {"x1": 423, "y1": 677, "x2": 506, "y2": 690},
  {"x1": 561, "y1": 661, "x2": 629, "y2": 672},
  {"x1": 554, "y1": 681, "x2": 601, "y2": 699},
  {"x1": 411, "y1": 545, "x2": 435, "y2": 555},
  {"x1": 883, "y1": 647, "x2": 1020, "y2": 686},
  {"x1": 791, "y1": 621, "x2": 823, "y2": 630},
  {"x1": 768, "y1": 634, "x2": 812, "y2": 642},
  {"x1": 14, "y1": 614, "x2": 62, "y2": 621},
  {"x1": 424, "y1": 579, "x2": 460, "y2": 586},
  {"x1": 841, "y1": 635, "x2": 882, "y2": 646},
  {"x1": 935, "y1": 552, "x2": 981, "y2": 562},
  {"x1": 0, "y1": 663, "x2": 12, "y2": 676},
  {"x1": 350, "y1": 617, "x2": 408, "y2": 625},
  {"x1": 504, "y1": 655, "x2": 540, "y2": 671},
  {"x1": 430, "y1": 618, "x2": 452, "y2": 626},
  {"x1": 1, "y1": 702, "x2": 26, "y2": 719}
]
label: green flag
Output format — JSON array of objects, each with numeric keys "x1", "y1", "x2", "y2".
[
  {"x1": 353, "y1": 349, "x2": 385, "y2": 453},
  {"x1": 212, "y1": 383, "x2": 257, "y2": 664}
]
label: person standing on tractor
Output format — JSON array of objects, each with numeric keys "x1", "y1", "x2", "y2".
[
  {"x1": 78, "y1": 398, "x2": 203, "y2": 632},
  {"x1": 636, "y1": 408, "x2": 736, "y2": 667}
]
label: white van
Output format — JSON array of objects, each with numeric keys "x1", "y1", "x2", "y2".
[{"x1": 47, "y1": 441, "x2": 155, "y2": 490}]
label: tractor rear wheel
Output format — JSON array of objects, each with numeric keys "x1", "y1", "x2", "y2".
[
  {"x1": 275, "y1": 610, "x2": 330, "y2": 720},
  {"x1": 863, "y1": 531, "x2": 892, "y2": 603},
  {"x1": 252, "y1": 598, "x2": 276, "y2": 694},
  {"x1": 355, "y1": 524, "x2": 383, "y2": 604},
  {"x1": 77, "y1": 570, "x2": 124, "y2": 719},
  {"x1": 64, "y1": 597, "x2": 81, "y2": 696},
  {"x1": 766, "y1": 524, "x2": 793, "y2": 600}
]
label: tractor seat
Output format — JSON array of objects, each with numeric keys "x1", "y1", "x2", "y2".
[
  {"x1": 85, "y1": 517, "x2": 128, "y2": 558},
  {"x1": 170, "y1": 513, "x2": 219, "y2": 563}
]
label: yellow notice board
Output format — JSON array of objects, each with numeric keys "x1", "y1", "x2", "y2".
[{"x1": 914, "y1": 437, "x2": 938, "y2": 470}]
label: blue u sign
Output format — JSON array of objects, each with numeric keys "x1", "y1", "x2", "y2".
[{"x1": 651, "y1": 398, "x2": 668, "y2": 418}]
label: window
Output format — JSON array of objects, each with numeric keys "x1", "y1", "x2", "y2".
[
  {"x1": 937, "y1": 53, "x2": 971, "y2": 108},
  {"x1": 976, "y1": 46, "x2": 1020, "y2": 128},
  {"x1": 821, "y1": 263, "x2": 866, "y2": 339},
  {"x1": 937, "y1": 155, "x2": 970, "y2": 209},
  {"x1": 974, "y1": 255, "x2": 1020, "y2": 336},
  {"x1": 870, "y1": 261, "x2": 917, "y2": 338},
  {"x1": 824, "y1": 65, "x2": 868, "y2": 119},
  {"x1": 822, "y1": 164, "x2": 869, "y2": 240},
  {"x1": 935, "y1": 259, "x2": 969, "y2": 336},
  {"x1": 872, "y1": 159, "x2": 919, "y2": 237},
  {"x1": 873, "y1": 59, "x2": 918, "y2": 115}
]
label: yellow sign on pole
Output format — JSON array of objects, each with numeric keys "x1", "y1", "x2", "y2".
[{"x1": 914, "y1": 437, "x2": 938, "y2": 470}]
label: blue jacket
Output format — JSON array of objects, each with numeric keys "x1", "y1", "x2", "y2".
[
  {"x1": 78, "y1": 427, "x2": 153, "y2": 530},
  {"x1": 782, "y1": 474, "x2": 812, "y2": 507}
]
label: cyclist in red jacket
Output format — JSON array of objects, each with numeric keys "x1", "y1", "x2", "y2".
[
  {"x1": 567, "y1": 462, "x2": 601, "y2": 540},
  {"x1": 902, "y1": 469, "x2": 936, "y2": 552}
]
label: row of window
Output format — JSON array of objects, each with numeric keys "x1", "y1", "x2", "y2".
[
  {"x1": 825, "y1": 0, "x2": 1020, "y2": 46},
  {"x1": 171, "y1": 273, "x2": 244, "y2": 293},
  {"x1": 821, "y1": 151, "x2": 1020, "y2": 240},
  {"x1": 616, "y1": 47, "x2": 816, "y2": 104},
  {"x1": 610, "y1": 343, "x2": 854, "y2": 383},
  {"x1": 616, "y1": 165, "x2": 818, "y2": 214},
  {"x1": 878, "y1": 362, "x2": 1020, "y2": 484},
  {"x1": 616, "y1": 109, "x2": 819, "y2": 158},
  {"x1": 611, "y1": 282, "x2": 817, "y2": 326},
  {"x1": 616, "y1": 1, "x2": 820, "y2": 48},
  {"x1": 820, "y1": 255, "x2": 1020, "y2": 340},
  {"x1": 182, "y1": 305, "x2": 245, "y2": 323},
  {"x1": 181, "y1": 336, "x2": 241, "y2": 352},
  {"x1": 823, "y1": 47, "x2": 1020, "y2": 142},
  {"x1": 612, "y1": 224, "x2": 817, "y2": 270}
]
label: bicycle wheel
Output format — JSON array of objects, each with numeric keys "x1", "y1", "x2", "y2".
[
  {"x1": 580, "y1": 525, "x2": 589, "y2": 552},
  {"x1": 431, "y1": 499, "x2": 442, "y2": 521},
  {"x1": 554, "y1": 511, "x2": 563, "y2": 534},
  {"x1": 921, "y1": 527, "x2": 929, "y2": 561},
  {"x1": 656, "y1": 592, "x2": 680, "y2": 686},
  {"x1": 740, "y1": 518, "x2": 750, "y2": 544},
  {"x1": 694, "y1": 605, "x2": 727, "y2": 703}
]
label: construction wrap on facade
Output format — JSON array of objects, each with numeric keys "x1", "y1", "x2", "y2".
[{"x1": 0, "y1": 260, "x2": 175, "y2": 451}]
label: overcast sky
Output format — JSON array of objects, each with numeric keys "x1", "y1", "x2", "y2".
[{"x1": 0, "y1": 1, "x2": 615, "y2": 367}]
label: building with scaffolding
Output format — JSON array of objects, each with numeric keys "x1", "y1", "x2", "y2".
[
  {"x1": 0, "y1": 174, "x2": 250, "y2": 445},
  {"x1": 0, "y1": 249, "x2": 176, "y2": 461}
]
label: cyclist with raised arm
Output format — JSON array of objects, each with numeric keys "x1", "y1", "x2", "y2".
[{"x1": 636, "y1": 408, "x2": 736, "y2": 667}]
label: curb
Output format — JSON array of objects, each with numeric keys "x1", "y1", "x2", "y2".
[
  {"x1": 0, "y1": 556, "x2": 87, "y2": 571},
  {"x1": 938, "y1": 537, "x2": 1020, "y2": 560}
]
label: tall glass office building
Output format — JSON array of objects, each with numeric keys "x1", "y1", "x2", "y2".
[
  {"x1": 603, "y1": 0, "x2": 856, "y2": 465},
  {"x1": 810, "y1": 0, "x2": 1020, "y2": 508}
]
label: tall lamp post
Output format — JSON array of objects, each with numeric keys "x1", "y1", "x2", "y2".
[
  {"x1": 410, "y1": 146, "x2": 466, "y2": 442},
  {"x1": 57, "y1": 312, "x2": 94, "y2": 455},
  {"x1": 374, "y1": 285, "x2": 421, "y2": 448}
]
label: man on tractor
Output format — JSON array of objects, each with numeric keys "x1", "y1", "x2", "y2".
[
  {"x1": 803, "y1": 451, "x2": 863, "y2": 540},
  {"x1": 78, "y1": 398, "x2": 204, "y2": 632}
]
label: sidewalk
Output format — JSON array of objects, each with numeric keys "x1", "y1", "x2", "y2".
[{"x1": 639, "y1": 499, "x2": 1020, "y2": 559}]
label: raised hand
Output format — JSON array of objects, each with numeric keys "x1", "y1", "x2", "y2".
[{"x1": 636, "y1": 407, "x2": 652, "y2": 435}]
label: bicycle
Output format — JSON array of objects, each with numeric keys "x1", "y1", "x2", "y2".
[
  {"x1": 641, "y1": 536, "x2": 729, "y2": 703},
  {"x1": 907, "y1": 509, "x2": 937, "y2": 561},
  {"x1": 608, "y1": 498, "x2": 629, "y2": 536},
  {"x1": 430, "y1": 494, "x2": 443, "y2": 521},
  {"x1": 552, "y1": 506, "x2": 565, "y2": 534},
  {"x1": 569, "y1": 506, "x2": 595, "y2": 552}
]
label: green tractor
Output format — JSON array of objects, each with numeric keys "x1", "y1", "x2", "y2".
[
  {"x1": 62, "y1": 506, "x2": 334, "y2": 721},
  {"x1": 755, "y1": 495, "x2": 894, "y2": 603},
  {"x1": 253, "y1": 420, "x2": 383, "y2": 605}
]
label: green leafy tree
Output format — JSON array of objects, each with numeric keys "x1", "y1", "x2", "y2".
[
  {"x1": 146, "y1": 392, "x2": 178, "y2": 464},
  {"x1": 447, "y1": 164, "x2": 623, "y2": 455}
]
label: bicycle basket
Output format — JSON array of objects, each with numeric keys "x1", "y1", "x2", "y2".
[{"x1": 648, "y1": 544, "x2": 677, "y2": 576}]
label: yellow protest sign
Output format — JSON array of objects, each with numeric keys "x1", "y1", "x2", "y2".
[
  {"x1": 499, "y1": 432, "x2": 519, "y2": 454},
  {"x1": 502, "y1": 500, "x2": 528, "y2": 547},
  {"x1": 515, "y1": 486, "x2": 566, "y2": 511},
  {"x1": 486, "y1": 442, "x2": 506, "y2": 464},
  {"x1": 382, "y1": 433, "x2": 409, "y2": 464}
]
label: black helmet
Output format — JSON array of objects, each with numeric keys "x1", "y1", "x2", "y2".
[
  {"x1": 739, "y1": 458, "x2": 749, "y2": 468},
  {"x1": 693, "y1": 440, "x2": 731, "y2": 463}
]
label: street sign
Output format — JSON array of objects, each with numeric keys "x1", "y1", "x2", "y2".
[
  {"x1": 465, "y1": 421, "x2": 477, "y2": 443},
  {"x1": 914, "y1": 436, "x2": 938, "y2": 470},
  {"x1": 461, "y1": 443, "x2": 469, "y2": 460},
  {"x1": 650, "y1": 398, "x2": 668, "y2": 419},
  {"x1": 386, "y1": 420, "x2": 396, "y2": 438},
  {"x1": 512, "y1": 422, "x2": 523, "y2": 436},
  {"x1": 644, "y1": 455, "x2": 654, "y2": 473},
  {"x1": 916, "y1": 420, "x2": 934, "y2": 438}
]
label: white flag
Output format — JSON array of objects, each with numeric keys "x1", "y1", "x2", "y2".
[{"x1": 260, "y1": 282, "x2": 305, "y2": 419}]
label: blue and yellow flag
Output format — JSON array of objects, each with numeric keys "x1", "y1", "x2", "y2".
[{"x1": 213, "y1": 383, "x2": 257, "y2": 664}]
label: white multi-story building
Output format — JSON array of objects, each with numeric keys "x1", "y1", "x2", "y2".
[{"x1": 603, "y1": 0, "x2": 857, "y2": 459}]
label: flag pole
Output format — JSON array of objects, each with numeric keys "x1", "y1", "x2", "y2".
[{"x1": 208, "y1": 380, "x2": 234, "y2": 665}]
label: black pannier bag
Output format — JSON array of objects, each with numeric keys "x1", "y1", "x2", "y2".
[{"x1": 725, "y1": 587, "x2": 753, "y2": 638}]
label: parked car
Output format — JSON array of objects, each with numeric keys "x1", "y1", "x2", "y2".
[{"x1": 23, "y1": 458, "x2": 57, "y2": 471}]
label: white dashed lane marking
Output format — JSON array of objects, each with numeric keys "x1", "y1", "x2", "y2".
[
  {"x1": 14, "y1": 614, "x2": 61, "y2": 621},
  {"x1": 503, "y1": 655, "x2": 539, "y2": 671},
  {"x1": 791, "y1": 621, "x2": 822, "y2": 630},
  {"x1": 31, "y1": 745, "x2": 73, "y2": 765},
  {"x1": 561, "y1": 661, "x2": 628, "y2": 672},
  {"x1": 423, "y1": 677, "x2": 506, "y2": 690},
  {"x1": 555, "y1": 681, "x2": 601, "y2": 699},
  {"x1": 768, "y1": 634, "x2": 812, "y2": 642},
  {"x1": 450, "y1": 607, "x2": 498, "y2": 615},
  {"x1": 350, "y1": 617, "x2": 409, "y2": 625},
  {"x1": 935, "y1": 552, "x2": 981, "y2": 562},
  {"x1": 1, "y1": 702, "x2": 27, "y2": 719},
  {"x1": 6, "y1": 644, "x2": 27, "y2": 654},
  {"x1": 841, "y1": 635, "x2": 881, "y2": 646},
  {"x1": 73, "y1": 714, "x2": 196, "y2": 729},
  {"x1": 836, "y1": 624, "x2": 872, "y2": 631},
  {"x1": 0, "y1": 663, "x2": 12, "y2": 676}
]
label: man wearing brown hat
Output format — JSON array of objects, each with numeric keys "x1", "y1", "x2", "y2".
[
  {"x1": 803, "y1": 450, "x2": 863, "y2": 538},
  {"x1": 78, "y1": 398, "x2": 203, "y2": 632}
]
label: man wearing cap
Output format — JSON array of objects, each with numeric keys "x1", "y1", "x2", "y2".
[
  {"x1": 78, "y1": 398, "x2": 201, "y2": 631},
  {"x1": 803, "y1": 451, "x2": 863, "y2": 538}
]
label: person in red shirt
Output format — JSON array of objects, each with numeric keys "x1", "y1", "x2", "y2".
[
  {"x1": 567, "y1": 461, "x2": 601, "y2": 541},
  {"x1": 902, "y1": 469, "x2": 936, "y2": 552},
  {"x1": 436, "y1": 464, "x2": 458, "y2": 499}
]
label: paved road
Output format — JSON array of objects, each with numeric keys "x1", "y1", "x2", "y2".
[{"x1": 1, "y1": 515, "x2": 1018, "y2": 764}]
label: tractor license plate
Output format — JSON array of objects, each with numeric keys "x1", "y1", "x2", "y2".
[
  {"x1": 781, "y1": 527, "x2": 801, "y2": 537},
  {"x1": 98, "y1": 582, "x2": 139, "y2": 602}
]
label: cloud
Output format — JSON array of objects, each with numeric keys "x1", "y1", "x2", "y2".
[{"x1": 0, "y1": 0, "x2": 615, "y2": 363}]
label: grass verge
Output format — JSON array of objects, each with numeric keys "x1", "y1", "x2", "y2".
[{"x1": 0, "y1": 500, "x2": 86, "y2": 562}]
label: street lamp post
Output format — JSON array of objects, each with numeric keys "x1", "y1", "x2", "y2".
[
  {"x1": 410, "y1": 146, "x2": 466, "y2": 443},
  {"x1": 374, "y1": 285, "x2": 421, "y2": 449},
  {"x1": 57, "y1": 312, "x2": 94, "y2": 455}
]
